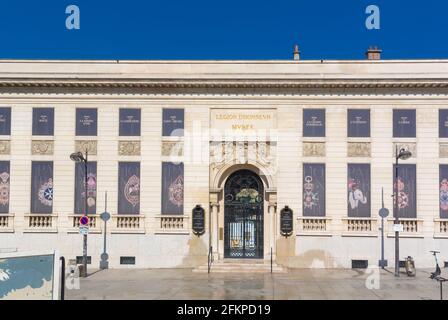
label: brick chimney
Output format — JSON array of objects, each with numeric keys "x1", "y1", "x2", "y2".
[
  {"x1": 293, "y1": 44, "x2": 300, "y2": 61},
  {"x1": 366, "y1": 46, "x2": 382, "y2": 60}
]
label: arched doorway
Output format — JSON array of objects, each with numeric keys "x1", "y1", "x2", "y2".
[{"x1": 224, "y1": 169, "x2": 264, "y2": 259}]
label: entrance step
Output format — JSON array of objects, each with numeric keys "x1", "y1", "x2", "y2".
[{"x1": 193, "y1": 260, "x2": 287, "y2": 273}]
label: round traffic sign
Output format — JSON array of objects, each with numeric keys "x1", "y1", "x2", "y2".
[
  {"x1": 100, "y1": 211, "x2": 110, "y2": 221},
  {"x1": 379, "y1": 208, "x2": 389, "y2": 218},
  {"x1": 79, "y1": 216, "x2": 90, "y2": 226},
  {"x1": 101, "y1": 253, "x2": 109, "y2": 261}
]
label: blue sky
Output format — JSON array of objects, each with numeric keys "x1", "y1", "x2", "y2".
[{"x1": 0, "y1": 0, "x2": 446, "y2": 60}]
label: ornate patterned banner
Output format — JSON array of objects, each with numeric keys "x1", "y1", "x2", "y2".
[
  {"x1": 162, "y1": 109, "x2": 184, "y2": 137},
  {"x1": 118, "y1": 162, "x2": 140, "y2": 214},
  {"x1": 119, "y1": 108, "x2": 141, "y2": 136},
  {"x1": 31, "y1": 161, "x2": 53, "y2": 214},
  {"x1": 162, "y1": 162, "x2": 184, "y2": 215},
  {"x1": 76, "y1": 108, "x2": 97, "y2": 136},
  {"x1": 393, "y1": 164, "x2": 417, "y2": 218},
  {"x1": 0, "y1": 161, "x2": 10, "y2": 213},
  {"x1": 74, "y1": 162, "x2": 97, "y2": 215},
  {"x1": 393, "y1": 109, "x2": 416, "y2": 138},
  {"x1": 303, "y1": 163, "x2": 325, "y2": 217},
  {"x1": 32, "y1": 108, "x2": 54, "y2": 136},
  {"x1": 303, "y1": 109, "x2": 325, "y2": 137},
  {"x1": 0, "y1": 107, "x2": 11, "y2": 136},
  {"x1": 347, "y1": 109, "x2": 370, "y2": 137},
  {"x1": 439, "y1": 110, "x2": 448, "y2": 138},
  {"x1": 440, "y1": 165, "x2": 448, "y2": 218},
  {"x1": 347, "y1": 164, "x2": 371, "y2": 217}
]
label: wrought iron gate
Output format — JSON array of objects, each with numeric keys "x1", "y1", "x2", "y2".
[{"x1": 224, "y1": 170, "x2": 264, "y2": 259}]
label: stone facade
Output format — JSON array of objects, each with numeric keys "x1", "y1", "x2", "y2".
[{"x1": 0, "y1": 59, "x2": 447, "y2": 269}]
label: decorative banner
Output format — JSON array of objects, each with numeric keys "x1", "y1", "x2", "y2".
[
  {"x1": 439, "y1": 109, "x2": 448, "y2": 138},
  {"x1": 303, "y1": 163, "x2": 325, "y2": 217},
  {"x1": 76, "y1": 108, "x2": 97, "y2": 136},
  {"x1": 393, "y1": 164, "x2": 417, "y2": 218},
  {"x1": 303, "y1": 109, "x2": 325, "y2": 137},
  {"x1": 119, "y1": 108, "x2": 141, "y2": 136},
  {"x1": 31, "y1": 161, "x2": 53, "y2": 214},
  {"x1": 393, "y1": 109, "x2": 416, "y2": 138},
  {"x1": 347, "y1": 164, "x2": 371, "y2": 217},
  {"x1": 32, "y1": 108, "x2": 54, "y2": 136},
  {"x1": 0, "y1": 161, "x2": 10, "y2": 213},
  {"x1": 0, "y1": 107, "x2": 11, "y2": 136},
  {"x1": 347, "y1": 109, "x2": 370, "y2": 137},
  {"x1": 440, "y1": 165, "x2": 448, "y2": 218},
  {"x1": 162, "y1": 109, "x2": 184, "y2": 137},
  {"x1": 118, "y1": 162, "x2": 140, "y2": 215},
  {"x1": 74, "y1": 162, "x2": 97, "y2": 215},
  {"x1": 162, "y1": 162, "x2": 184, "y2": 215}
]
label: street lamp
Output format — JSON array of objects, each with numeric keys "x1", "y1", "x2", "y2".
[
  {"x1": 70, "y1": 150, "x2": 89, "y2": 278},
  {"x1": 394, "y1": 147, "x2": 412, "y2": 277}
]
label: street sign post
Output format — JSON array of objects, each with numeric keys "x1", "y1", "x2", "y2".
[{"x1": 79, "y1": 216, "x2": 90, "y2": 235}]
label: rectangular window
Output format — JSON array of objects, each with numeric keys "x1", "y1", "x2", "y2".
[
  {"x1": 393, "y1": 109, "x2": 416, "y2": 138},
  {"x1": 31, "y1": 161, "x2": 53, "y2": 214},
  {"x1": 303, "y1": 109, "x2": 325, "y2": 137},
  {"x1": 118, "y1": 162, "x2": 140, "y2": 214},
  {"x1": 347, "y1": 164, "x2": 371, "y2": 217},
  {"x1": 393, "y1": 164, "x2": 417, "y2": 218},
  {"x1": 120, "y1": 256, "x2": 136, "y2": 265},
  {"x1": 0, "y1": 107, "x2": 11, "y2": 135},
  {"x1": 347, "y1": 109, "x2": 370, "y2": 137},
  {"x1": 119, "y1": 108, "x2": 141, "y2": 136},
  {"x1": 440, "y1": 165, "x2": 448, "y2": 218},
  {"x1": 162, "y1": 109, "x2": 184, "y2": 137},
  {"x1": 76, "y1": 108, "x2": 97, "y2": 136},
  {"x1": 74, "y1": 162, "x2": 97, "y2": 215},
  {"x1": 32, "y1": 108, "x2": 54, "y2": 136},
  {"x1": 439, "y1": 110, "x2": 448, "y2": 138},
  {"x1": 0, "y1": 161, "x2": 10, "y2": 213},
  {"x1": 303, "y1": 163, "x2": 325, "y2": 217},
  {"x1": 162, "y1": 162, "x2": 184, "y2": 215}
]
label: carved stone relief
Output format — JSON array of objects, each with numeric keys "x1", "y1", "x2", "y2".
[
  {"x1": 347, "y1": 142, "x2": 371, "y2": 157},
  {"x1": 75, "y1": 140, "x2": 97, "y2": 155},
  {"x1": 32, "y1": 140, "x2": 54, "y2": 155},
  {"x1": 303, "y1": 142, "x2": 325, "y2": 157},
  {"x1": 119, "y1": 141, "x2": 141, "y2": 156},
  {"x1": 0, "y1": 141, "x2": 10, "y2": 155}
]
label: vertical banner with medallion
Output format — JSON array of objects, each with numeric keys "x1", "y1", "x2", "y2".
[
  {"x1": 393, "y1": 109, "x2": 416, "y2": 138},
  {"x1": 31, "y1": 161, "x2": 53, "y2": 214},
  {"x1": 303, "y1": 109, "x2": 325, "y2": 137},
  {"x1": 76, "y1": 108, "x2": 98, "y2": 136},
  {"x1": 119, "y1": 108, "x2": 141, "y2": 136},
  {"x1": 74, "y1": 162, "x2": 97, "y2": 215},
  {"x1": 440, "y1": 165, "x2": 448, "y2": 218},
  {"x1": 347, "y1": 109, "x2": 370, "y2": 137},
  {"x1": 118, "y1": 162, "x2": 140, "y2": 215},
  {"x1": 162, "y1": 162, "x2": 184, "y2": 215},
  {"x1": 303, "y1": 164, "x2": 325, "y2": 217},
  {"x1": 162, "y1": 109, "x2": 184, "y2": 137},
  {"x1": 32, "y1": 108, "x2": 54, "y2": 136},
  {"x1": 0, "y1": 161, "x2": 10, "y2": 213},
  {"x1": 393, "y1": 164, "x2": 417, "y2": 218},
  {"x1": 347, "y1": 164, "x2": 371, "y2": 217},
  {"x1": 0, "y1": 107, "x2": 11, "y2": 136}
]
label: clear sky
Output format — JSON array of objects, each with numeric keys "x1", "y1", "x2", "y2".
[{"x1": 0, "y1": 0, "x2": 446, "y2": 60}]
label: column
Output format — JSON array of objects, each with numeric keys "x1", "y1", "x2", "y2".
[{"x1": 210, "y1": 203, "x2": 219, "y2": 260}]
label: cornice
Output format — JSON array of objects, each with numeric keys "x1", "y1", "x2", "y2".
[{"x1": 0, "y1": 78, "x2": 448, "y2": 90}]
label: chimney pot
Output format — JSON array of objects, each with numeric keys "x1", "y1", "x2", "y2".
[
  {"x1": 293, "y1": 44, "x2": 300, "y2": 61},
  {"x1": 366, "y1": 46, "x2": 382, "y2": 60}
]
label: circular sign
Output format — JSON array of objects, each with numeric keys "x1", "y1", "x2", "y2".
[
  {"x1": 379, "y1": 208, "x2": 389, "y2": 218},
  {"x1": 79, "y1": 216, "x2": 90, "y2": 226},
  {"x1": 100, "y1": 211, "x2": 110, "y2": 222},
  {"x1": 100, "y1": 253, "x2": 109, "y2": 261}
]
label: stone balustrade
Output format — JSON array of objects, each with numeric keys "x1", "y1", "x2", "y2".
[
  {"x1": 111, "y1": 215, "x2": 144, "y2": 233},
  {"x1": 297, "y1": 217, "x2": 330, "y2": 234},
  {"x1": 155, "y1": 215, "x2": 189, "y2": 234},
  {"x1": 24, "y1": 214, "x2": 57, "y2": 232}
]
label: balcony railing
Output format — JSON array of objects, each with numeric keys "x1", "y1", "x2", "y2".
[
  {"x1": 155, "y1": 215, "x2": 189, "y2": 234},
  {"x1": 111, "y1": 215, "x2": 145, "y2": 233},
  {"x1": 387, "y1": 218, "x2": 423, "y2": 238},
  {"x1": 297, "y1": 217, "x2": 331, "y2": 236},
  {"x1": 24, "y1": 214, "x2": 58, "y2": 232},
  {"x1": 0, "y1": 214, "x2": 13, "y2": 232}
]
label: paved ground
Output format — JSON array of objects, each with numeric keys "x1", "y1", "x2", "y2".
[{"x1": 66, "y1": 268, "x2": 446, "y2": 300}]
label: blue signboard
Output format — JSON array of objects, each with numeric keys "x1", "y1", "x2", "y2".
[
  {"x1": 76, "y1": 108, "x2": 97, "y2": 136},
  {"x1": 347, "y1": 109, "x2": 370, "y2": 137},
  {"x1": 303, "y1": 109, "x2": 325, "y2": 137},
  {"x1": 162, "y1": 109, "x2": 184, "y2": 137},
  {"x1": 32, "y1": 108, "x2": 54, "y2": 136},
  {"x1": 439, "y1": 109, "x2": 448, "y2": 138},
  {"x1": 393, "y1": 109, "x2": 416, "y2": 138},
  {"x1": 119, "y1": 108, "x2": 141, "y2": 136},
  {"x1": 0, "y1": 107, "x2": 11, "y2": 135}
]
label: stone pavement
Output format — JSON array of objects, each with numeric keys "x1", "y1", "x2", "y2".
[{"x1": 66, "y1": 268, "x2": 445, "y2": 300}]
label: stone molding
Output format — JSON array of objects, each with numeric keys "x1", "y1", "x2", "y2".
[
  {"x1": 303, "y1": 142, "x2": 325, "y2": 157},
  {"x1": 0, "y1": 140, "x2": 10, "y2": 155},
  {"x1": 119, "y1": 141, "x2": 141, "y2": 156},
  {"x1": 347, "y1": 142, "x2": 371, "y2": 157},
  {"x1": 75, "y1": 140, "x2": 97, "y2": 155},
  {"x1": 32, "y1": 140, "x2": 54, "y2": 155}
]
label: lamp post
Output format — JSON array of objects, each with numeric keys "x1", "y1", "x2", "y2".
[
  {"x1": 394, "y1": 147, "x2": 412, "y2": 277},
  {"x1": 70, "y1": 150, "x2": 89, "y2": 277}
]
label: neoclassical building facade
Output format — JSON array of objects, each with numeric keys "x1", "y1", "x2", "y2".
[{"x1": 0, "y1": 56, "x2": 447, "y2": 269}]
